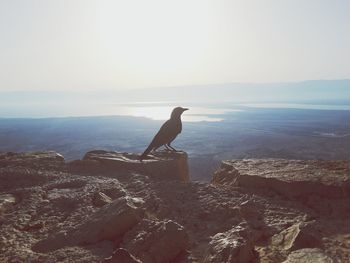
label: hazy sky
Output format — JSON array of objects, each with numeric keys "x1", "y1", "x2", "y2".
[{"x1": 1, "y1": 0, "x2": 349, "y2": 91}]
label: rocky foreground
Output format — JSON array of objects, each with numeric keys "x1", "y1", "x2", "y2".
[{"x1": 0, "y1": 151, "x2": 349, "y2": 263}]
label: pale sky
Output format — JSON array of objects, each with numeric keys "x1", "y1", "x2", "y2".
[{"x1": 1, "y1": 0, "x2": 349, "y2": 91}]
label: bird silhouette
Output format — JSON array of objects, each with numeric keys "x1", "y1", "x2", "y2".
[{"x1": 140, "y1": 107, "x2": 188, "y2": 160}]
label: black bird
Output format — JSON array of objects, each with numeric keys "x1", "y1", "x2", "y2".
[{"x1": 140, "y1": 107, "x2": 188, "y2": 160}]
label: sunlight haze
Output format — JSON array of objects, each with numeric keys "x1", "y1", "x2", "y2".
[{"x1": 1, "y1": 0, "x2": 350, "y2": 91}]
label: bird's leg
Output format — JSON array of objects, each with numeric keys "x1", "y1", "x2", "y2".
[
  {"x1": 152, "y1": 147, "x2": 159, "y2": 153},
  {"x1": 164, "y1": 144, "x2": 172, "y2": 151},
  {"x1": 167, "y1": 143, "x2": 178, "y2": 152}
]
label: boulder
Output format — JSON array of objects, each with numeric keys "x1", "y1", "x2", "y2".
[
  {"x1": 123, "y1": 219, "x2": 188, "y2": 263},
  {"x1": 212, "y1": 159, "x2": 350, "y2": 199},
  {"x1": 102, "y1": 248, "x2": 142, "y2": 263},
  {"x1": 203, "y1": 225, "x2": 257, "y2": 263},
  {"x1": 271, "y1": 222, "x2": 323, "y2": 251},
  {"x1": 68, "y1": 150, "x2": 189, "y2": 182},
  {"x1": 283, "y1": 248, "x2": 334, "y2": 263},
  {"x1": 33, "y1": 196, "x2": 144, "y2": 252}
]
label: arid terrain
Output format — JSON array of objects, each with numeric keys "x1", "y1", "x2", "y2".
[{"x1": 0, "y1": 151, "x2": 350, "y2": 262}]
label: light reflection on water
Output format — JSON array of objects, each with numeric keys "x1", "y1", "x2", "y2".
[
  {"x1": 116, "y1": 106, "x2": 239, "y2": 122},
  {"x1": 0, "y1": 103, "x2": 240, "y2": 122},
  {"x1": 2, "y1": 101, "x2": 350, "y2": 120}
]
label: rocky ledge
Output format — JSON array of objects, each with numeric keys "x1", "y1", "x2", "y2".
[
  {"x1": 68, "y1": 150, "x2": 189, "y2": 182},
  {"x1": 213, "y1": 159, "x2": 350, "y2": 198},
  {"x1": 0, "y1": 152, "x2": 349, "y2": 262}
]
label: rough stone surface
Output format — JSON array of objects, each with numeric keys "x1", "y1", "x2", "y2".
[
  {"x1": 212, "y1": 159, "x2": 350, "y2": 198},
  {"x1": 282, "y1": 248, "x2": 335, "y2": 263},
  {"x1": 93, "y1": 192, "x2": 113, "y2": 207},
  {"x1": 1, "y1": 152, "x2": 349, "y2": 262},
  {"x1": 33, "y1": 196, "x2": 144, "y2": 252},
  {"x1": 68, "y1": 150, "x2": 189, "y2": 182},
  {"x1": 123, "y1": 219, "x2": 189, "y2": 263},
  {"x1": 272, "y1": 222, "x2": 323, "y2": 251},
  {"x1": 0, "y1": 151, "x2": 64, "y2": 168},
  {"x1": 203, "y1": 225, "x2": 257, "y2": 263},
  {"x1": 0, "y1": 194, "x2": 17, "y2": 214}
]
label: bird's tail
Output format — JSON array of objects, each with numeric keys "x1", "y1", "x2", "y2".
[{"x1": 140, "y1": 143, "x2": 154, "y2": 161}]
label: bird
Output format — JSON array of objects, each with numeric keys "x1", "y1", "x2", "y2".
[{"x1": 140, "y1": 107, "x2": 188, "y2": 160}]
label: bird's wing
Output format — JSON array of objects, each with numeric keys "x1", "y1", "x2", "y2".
[
  {"x1": 151, "y1": 120, "x2": 175, "y2": 148},
  {"x1": 140, "y1": 120, "x2": 173, "y2": 159}
]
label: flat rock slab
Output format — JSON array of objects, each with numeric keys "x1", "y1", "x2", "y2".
[
  {"x1": 68, "y1": 150, "x2": 189, "y2": 182},
  {"x1": 213, "y1": 159, "x2": 350, "y2": 198}
]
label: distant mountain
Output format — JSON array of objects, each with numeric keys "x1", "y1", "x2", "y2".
[
  {"x1": 120, "y1": 79, "x2": 350, "y2": 103},
  {"x1": 1, "y1": 79, "x2": 349, "y2": 105}
]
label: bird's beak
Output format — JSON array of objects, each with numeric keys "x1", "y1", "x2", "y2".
[{"x1": 183, "y1": 108, "x2": 189, "y2": 111}]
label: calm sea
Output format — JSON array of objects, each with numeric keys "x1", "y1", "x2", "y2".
[{"x1": 1, "y1": 102, "x2": 350, "y2": 121}]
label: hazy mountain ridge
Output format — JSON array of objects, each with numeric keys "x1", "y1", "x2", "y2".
[{"x1": 1, "y1": 79, "x2": 350, "y2": 105}]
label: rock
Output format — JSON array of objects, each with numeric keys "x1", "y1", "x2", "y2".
[
  {"x1": 93, "y1": 192, "x2": 113, "y2": 207},
  {"x1": 212, "y1": 159, "x2": 350, "y2": 199},
  {"x1": 272, "y1": 222, "x2": 323, "y2": 251},
  {"x1": 100, "y1": 184, "x2": 128, "y2": 200},
  {"x1": 203, "y1": 225, "x2": 257, "y2": 263},
  {"x1": 102, "y1": 248, "x2": 142, "y2": 263},
  {"x1": 123, "y1": 219, "x2": 189, "y2": 263},
  {"x1": 68, "y1": 150, "x2": 189, "y2": 182},
  {"x1": 237, "y1": 200, "x2": 266, "y2": 242},
  {"x1": 283, "y1": 248, "x2": 335, "y2": 263},
  {"x1": 0, "y1": 151, "x2": 64, "y2": 168},
  {"x1": 238, "y1": 200, "x2": 264, "y2": 224},
  {"x1": 33, "y1": 196, "x2": 144, "y2": 252},
  {"x1": 69, "y1": 196, "x2": 144, "y2": 244},
  {"x1": 2, "y1": 151, "x2": 350, "y2": 262},
  {"x1": 0, "y1": 194, "x2": 17, "y2": 214}
]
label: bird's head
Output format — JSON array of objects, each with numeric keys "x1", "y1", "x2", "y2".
[{"x1": 171, "y1": 107, "x2": 189, "y2": 119}]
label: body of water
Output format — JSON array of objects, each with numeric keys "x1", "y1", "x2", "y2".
[{"x1": 1, "y1": 102, "x2": 350, "y2": 121}]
